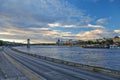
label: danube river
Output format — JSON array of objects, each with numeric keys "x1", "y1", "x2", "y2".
[{"x1": 14, "y1": 45, "x2": 120, "y2": 71}]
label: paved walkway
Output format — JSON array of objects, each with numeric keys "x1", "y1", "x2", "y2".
[
  {"x1": 5, "y1": 48, "x2": 119, "y2": 80},
  {"x1": 0, "y1": 49, "x2": 30, "y2": 80}
]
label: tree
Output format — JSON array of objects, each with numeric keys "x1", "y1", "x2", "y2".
[
  {"x1": 0, "y1": 40, "x2": 3, "y2": 46},
  {"x1": 106, "y1": 39, "x2": 113, "y2": 45},
  {"x1": 87, "y1": 40, "x2": 94, "y2": 44}
]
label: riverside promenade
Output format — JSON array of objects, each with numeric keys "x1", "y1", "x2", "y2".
[
  {"x1": 0, "y1": 48, "x2": 30, "y2": 80},
  {"x1": 0, "y1": 47, "x2": 120, "y2": 80}
]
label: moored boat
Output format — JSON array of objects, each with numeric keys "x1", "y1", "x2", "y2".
[
  {"x1": 110, "y1": 45, "x2": 120, "y2": 49},
  {"x1": 82, "y1": 44, "x2": 110, "y2": 49}
]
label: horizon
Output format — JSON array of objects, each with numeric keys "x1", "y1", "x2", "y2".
[
  {"x1": 0, "y1": 0, "x2": 120, "y2": 43},
  {"x1": 1, "y1": 35, "x2": 119, "y2": 44}
]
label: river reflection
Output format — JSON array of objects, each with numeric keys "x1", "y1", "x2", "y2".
[{"x1": 14, "y1": 45, "x2": 120, "y2": 71}]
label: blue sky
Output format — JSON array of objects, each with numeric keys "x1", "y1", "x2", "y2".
[{"x1": 0, "y1": 0, "x2": 120, "y2": 43}]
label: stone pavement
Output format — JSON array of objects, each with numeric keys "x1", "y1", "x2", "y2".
[{"x1": 0, "y1": 49, "x2": 30, "y2": 80}]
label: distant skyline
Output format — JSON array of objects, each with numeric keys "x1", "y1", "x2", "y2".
[{"x1": 0, "y1": 0, "x2": 120, "y2": 43}]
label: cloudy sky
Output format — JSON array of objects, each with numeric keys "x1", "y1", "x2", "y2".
[{"x1": 0, "y1": 0, "x2": 120, "y2": 43}]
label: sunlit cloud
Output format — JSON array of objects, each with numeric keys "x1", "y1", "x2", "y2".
[
  {"x1": 88, "y1": 24, "x2": 104, "y2": 29},
  {"x1": 48, "y1": 23, "x2": 61, "y2": 27},
  {"x1": 0, "y1": 39, "x2": 25, "y2": 43},
  {"x1": 0, "y1": 0, "x2": 93, "y2": 43},
  {"x1": 114, "y1": 30, "x2": 120, "y2": 33},
  {"x1": 76, "y1": 29, "x2": 117, "y2": 40},
  {"x1": 76, "y1": 29, "x2": 104, "y2": 40},
  {"x1": 48, "y1": 23, "x2": 76, "y2": 28}
]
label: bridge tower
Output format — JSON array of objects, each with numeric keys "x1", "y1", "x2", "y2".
[{"x1": 27, "y1": 39, "x2": 30, "y2": 48}]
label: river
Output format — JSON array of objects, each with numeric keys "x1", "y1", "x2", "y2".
[{"x1": 14, "y1": 45, "x2": 120, "y2": 71}]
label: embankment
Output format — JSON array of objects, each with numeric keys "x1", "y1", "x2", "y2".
[{"x1": 10, "y1": 47, "x2": 120, "y2": 78}]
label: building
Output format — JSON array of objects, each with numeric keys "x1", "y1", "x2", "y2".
[
  {"x1": 56, "y1": 39, "x2": 78, "y2": 46},
  {"x1": 56, "y1": 39, "x2": 60, "y2": 45},
  {"x1": 113, "y1": 36, "x2": 120, "y2": 43},
  {"x1": 96, "y1": 38, "x2": 106, "y2": 43},
  {"x1": 56, "y1": 39, "x2": 65, "y2": 46}
]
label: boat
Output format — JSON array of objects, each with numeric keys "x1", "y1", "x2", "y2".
[
  {"x1": 82, "y1": 44, "x2": 110, "y2": 49},
  {"x1": 110, "y1": 45, "x2": 120, "y2": 49}
]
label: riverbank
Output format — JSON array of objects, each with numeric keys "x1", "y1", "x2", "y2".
[
  {"x1": 10, "y1": 47, "x2": 120, "y2": 78},
  {"x1": 14, "y1": 45, "x2": 120, "y2": 71}
]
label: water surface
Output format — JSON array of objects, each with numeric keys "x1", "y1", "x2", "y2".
[{"x1": 14, "y1": 45, "x2": 120, "y2": 71}]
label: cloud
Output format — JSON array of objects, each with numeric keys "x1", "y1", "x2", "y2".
[
  {"x1": 48, "y1": 23, "x2": 61, "y2": 27},
  {"x1": 0, "y1": 0, "x2": 117, "y2": 43},
  {"x1": 76, "y1": 29, "x2": 117, "y2": 40},
  {"x1": 0, "y1": 0, "x2": 93, "y2": 42},
  {"x1": 0, "y1": 25, "x2": 119, "y2": 43},
  {"x1": 114, "y1": 30, "x2": 120, "y2": 33},
  {"x1": 48, "y1": 23, "x2": 76, "y2": 28},
  {"x1": 109, "y1": 0, "x2": 115, "y2": 2},
  {"x1": 80, "y1": 0, "x2": 99, "y2": 3},
  {"x1": 0, "y1": 0, "x2": 91, "y2": 28},
  {"x1": 76, "y1": 29, "x2": 104, "y2": 40},
  {"x1": 83, "y1": 0, "x2": 116, "y2": 3},
  {"x1": 48, "y1": 23, "x2": 105, "y2": 29},
  {"x1": 96, "y1": 18, "x2": 107, "y2": 25},
  {"x1": 88, "y1": 24, "x2": 104, "y2": 29},
  {"x1": 0, "y1": 26, "x2": 75, "y2": 43}
]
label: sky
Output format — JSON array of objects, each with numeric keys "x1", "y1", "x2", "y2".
[{"x1": 0, "y1": 0, "x2": 120, "y2": 43}]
